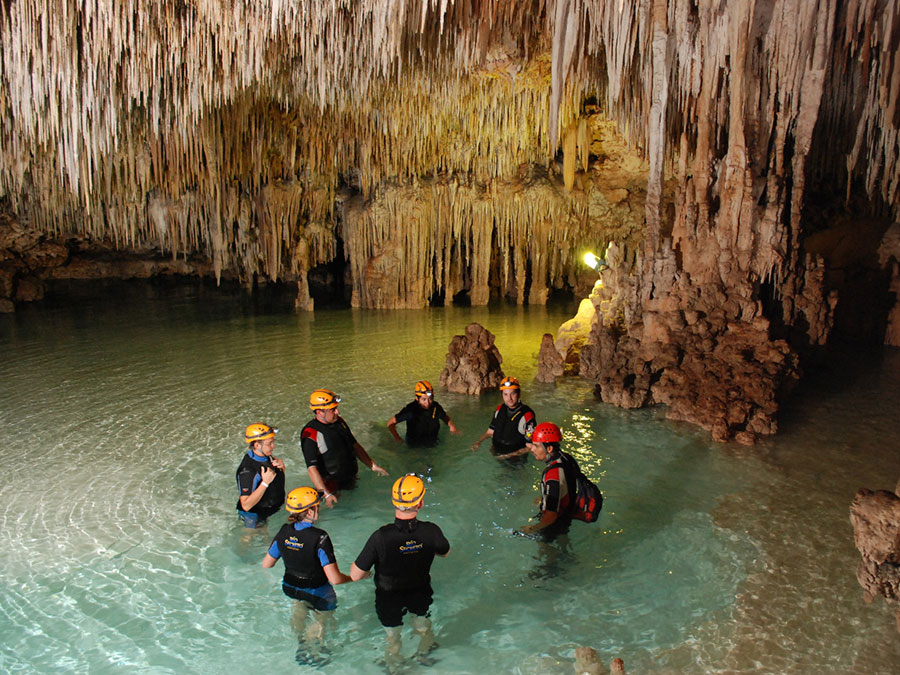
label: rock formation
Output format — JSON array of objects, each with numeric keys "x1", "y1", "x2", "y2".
[
  {"x1": 849, "y1": 486, "x2": 900, "y2": 633},
  {"x1": 536, "y1": 333, "x2": 566, "y2": 383},
  {"x1": 439, "y1": 323, "x2": 505, "y2": 395},
  {"x1": 572, "y1": 647, "x2": 626, "y2": 675},
  {"x1": 1, "y1": 1, "x2": 898, "y2": 440}
]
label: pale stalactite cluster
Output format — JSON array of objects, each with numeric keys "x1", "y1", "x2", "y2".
[{"x1": 342, "y1": 155, "x2": 644, "y2": 309}]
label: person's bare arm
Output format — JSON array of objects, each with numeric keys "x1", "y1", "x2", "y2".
[{"x1": 349, "y1": 563, "x2": 371, "y2": 581}]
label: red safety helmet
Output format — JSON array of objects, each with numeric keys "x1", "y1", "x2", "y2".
[{"x1": 531, "y1": 422, "x2": 562, "y2": 444}]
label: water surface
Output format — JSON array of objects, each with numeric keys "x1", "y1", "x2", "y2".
[{"x1": 1, "y1": 282, "x2": 898, "y2": 674}]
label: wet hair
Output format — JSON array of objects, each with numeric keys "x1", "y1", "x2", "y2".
[
  {"x1": 288, "y1": 507, "x2": 316, "y2": 524},
  {"x1": 396, "y1": 503, "x2": 420, "y2": 513},
  {"x1": 544, "y1": 442, "x2": 561, "y2": 455}
]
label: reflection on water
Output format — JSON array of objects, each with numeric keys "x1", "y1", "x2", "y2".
[{"x1": 0, "y1": 281, "x2": 898, "y2": 674}]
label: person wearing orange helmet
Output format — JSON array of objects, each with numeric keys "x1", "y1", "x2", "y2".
[
  {"x1": 263, "y1": 487, "x2": 352, "y2": 666},
  {"x1": 520, "y1": 422, "x2": 578, "y2": 540},
  {"x1": 235, "y1": 422, "x2": 286, "y2": 528},
  {"x1": 471, "y1": 376, "x2": 537, "y2": 461},
  {"x1": 301, "y1": 389, "x2": 388, "y2": 508},
  {"x1": 350, "y1": 475, "x2": 450, "y2": 669},
  {"x1": 387, "y1": 380, "x2": 459, "y2": 446}
]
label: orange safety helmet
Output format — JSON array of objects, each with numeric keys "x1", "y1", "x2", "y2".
[
  {"x1": 286, "y1": 487, "x2": 323, "y2": 513},
  {"x1": 531, "y1": 422, "x2": 562, "y2": 444},
  {"x1": 309, "y1": 389, "x2": 341, "y2": 410},
  {"x1": 414, "y1": 380, "x2": 434, "y2": 397},
  {"x1": 244, "y1": 423, "x2": 277, "y2": 443},
  {"x1": 391, "y1": 474, "x2": 426, "y2": 508},
  {"x1": 499, "y1": 376, "x2": 520, "y2": 390}
]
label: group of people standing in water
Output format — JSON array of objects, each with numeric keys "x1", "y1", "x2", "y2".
[{"x1": 234, "y1": 377, "x2": 586, "y2": 668}]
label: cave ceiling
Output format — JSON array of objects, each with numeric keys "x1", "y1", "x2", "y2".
[{"x1": 0, "y1": 0, "x2": 897, "y2": 309}]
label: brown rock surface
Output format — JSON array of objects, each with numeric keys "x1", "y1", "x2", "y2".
[
  {"x1": 536, "y1": 333, "x2": 565, "y2": 383},
  {"x1": 439, "y1": 323, "x2": 504, "y2": 394},
  {"x1": 849, "y1": 487, "x2": 900, "y2": 632}
]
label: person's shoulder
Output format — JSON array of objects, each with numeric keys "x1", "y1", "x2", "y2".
[
  {"x1": 420, "y1": 520, "x2": 445, "y2": 534},
  {"x1": 274, "y1": 522, "x2": 295, "y2": 537},
  {"x1": 397, "y1": 400, "x2": 418, "y2": 416}
]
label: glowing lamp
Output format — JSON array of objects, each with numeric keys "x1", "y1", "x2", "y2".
[{"x1": 584, "y1": 252, "x2": 599, "y2": 270}]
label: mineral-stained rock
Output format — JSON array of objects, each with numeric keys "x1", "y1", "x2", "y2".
[
  {"x1": 439, "y1": 323, "x2": 504, "y2": 394},
  {"x1": 573, "y1": 646, "x2": 608, "y2": 675},
  {"x1": 536, "y1": 333, "x2": 565, "y2": 382},
  {"x1": 849, "y1": 487, "x2": 900, "y2": 632},
  {"x1": 14, "y1": 276, "x2": 44, "y2": 302}
]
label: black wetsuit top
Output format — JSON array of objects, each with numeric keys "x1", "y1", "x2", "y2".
[
  {"x1": 235, "y1": 450, "x2": 286, "y2": 520},
  {"x1": 300, "y1": 416, "x2": 359, "y2": 485},
  {"x1": 394, "y1": 400, "x2": 448, "y2": 446},
  {"x1": 270, "y1": 522, "x2": 336, "y2": 589},
  {"x1": 539, "y1": 451, "x2": 577, "y2": 538},
  {"x1": 489, "y1": 403, "x2": 537, "y2": 453},
  {"x1": 354, "y1": 518, "x2": 450, "y2": 592}
]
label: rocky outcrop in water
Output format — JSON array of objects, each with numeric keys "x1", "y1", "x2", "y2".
[
  {"x1": 536, "y1": 333, "x2": 565, "y2": 383},
  {"x1": 439, "y1": 323, "x2": 504, "y2": 395},
  {"x1": 849, "y1": 486, "x2": 900, "y2": 633},
  {"x1": 572, "y1": 647, "x2": 626, "y2": 675}
]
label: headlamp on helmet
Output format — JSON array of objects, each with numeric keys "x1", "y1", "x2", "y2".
[
  {"x1": 310, "y1": 389, "x2": 341, "y2": 410},
  {"x1": 414, "y1": 380, "x2": 434, "y2": 398},
  {"x1": 499, "y1": 377, "x2": 520, "y2": 391}
]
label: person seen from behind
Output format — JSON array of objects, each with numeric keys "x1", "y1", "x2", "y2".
[
  {"x1": 262, "y1": 486, "x2": 352, "y2": 666},
  {"x1": 350, "y1": 474, "x2": 450, "y2": 672}
]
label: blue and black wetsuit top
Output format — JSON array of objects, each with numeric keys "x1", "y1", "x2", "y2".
[
  {"x1": 300, "y1": 416, "x2": 359, "y2": 485},
  {"x1": 394, "y1": 400, "x2": 448, "y2": 446},
  {"x1": 353, "y1": 518, "x2": 450, "y2": 592},
  {"x1": 235, "y1": 449, "x2": 286, "y2": 520},
  {"x1": 488, "y1": 403, "x2": 537, "y2": 453},
  {"x1": 268, "y1": 521, "x2": 336, "y2": 589}
]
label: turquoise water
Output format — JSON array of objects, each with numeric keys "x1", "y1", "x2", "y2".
[{"x1": 1, "y1": 282, "x2": 898, "y2": 674}]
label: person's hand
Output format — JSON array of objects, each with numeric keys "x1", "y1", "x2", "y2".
[
  {"x1": 392, "y1": 436, "x2": 403, "y2": 444},
  {"x1": 260, "y1": 466, "x2": 276, "y2": 486},
  {"x1": 449, "y1": 423, "x2": 460, "y2": 435},
  {"x1": 323, "y1": 492, "x2": 338, "y2": 508},
  {"x1": 471, "y1": 440, "x2": 481, "y2": 451},
  {"x1": 520, "y1": 523, "x2": 539, "y2": 535},
  {"x1": 371, "y1": 463, "x2": 389, "y2": 477},
  {"x1": 270, "y1": 457, "x2": 286, "y2": 471}
]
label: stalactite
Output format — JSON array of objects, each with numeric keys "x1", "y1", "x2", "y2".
[{"x1": 0, "y1": 0, "x2": 895, "y2": 331}]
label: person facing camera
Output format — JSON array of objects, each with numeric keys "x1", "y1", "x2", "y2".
[
  {"x1": 387, "y1": 380, "x2": 459, "y2": 446},
  {"x1": 235, "y1": 423, "x2": 285, "y2": 528},
  {"x1": 301, "y1": 388, "x2": 388, "y2": 508}
]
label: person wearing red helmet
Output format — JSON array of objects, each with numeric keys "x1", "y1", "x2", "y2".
[
  {"x1": 387, "y1": 380, "x2": 459, "y2": 446},
  {"x1": 471, "y1": 376, "x2": 537, "y2": 461},
  {"x1": 521, "y1": 422, "x2": 578, "y2": 540},
  {"x1": 235, "y1": 422, "x2": 286, "y2": 528}
]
